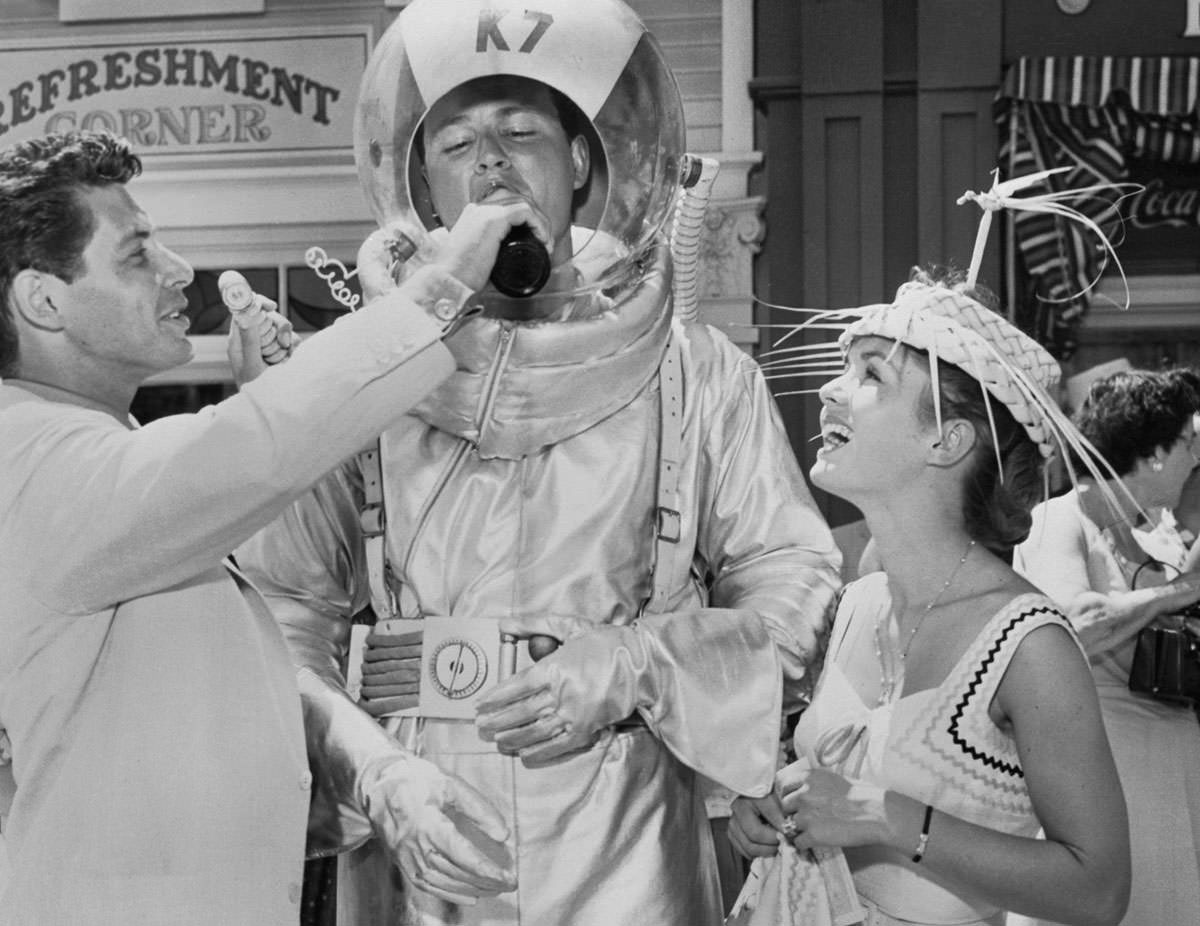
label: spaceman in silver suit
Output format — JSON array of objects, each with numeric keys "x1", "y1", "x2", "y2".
[{"x1": 236, "y1": 1, "x2": 841, "y2": 923}]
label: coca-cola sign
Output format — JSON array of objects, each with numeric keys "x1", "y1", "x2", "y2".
[
  {"x1": 1127, "y1": 178, "x2": 1200, "y2": 229},
  {"x1": 1105, "y1": 161, "x2": 1200, "y2": 274}
]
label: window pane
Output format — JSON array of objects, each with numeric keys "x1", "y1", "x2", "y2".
[{"x1": 288, "y1": 263, "x2": 361, "y2": 331}]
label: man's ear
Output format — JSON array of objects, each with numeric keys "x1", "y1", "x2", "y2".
[
  {"x1": 570, "y1": 135, "x2": 590, "y2": 192},
  {"x1": 928, "y1": 418, "x2": 978, "y2": 468},
  {"x1": 10, "y1": 269, "x2": 64, "y2": 332}
]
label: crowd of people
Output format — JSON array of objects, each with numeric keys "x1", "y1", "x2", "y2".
[
  {"x1": 0, "y1": 1, "x2": 1198, "y2": 925},
  {"x1": 1012, "y1": 367, "x2": 1200, "y2": 926}
]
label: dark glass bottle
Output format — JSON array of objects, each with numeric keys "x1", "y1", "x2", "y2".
[{"x1": 489, "y1": 224, "x2": 551, "y2": 297}]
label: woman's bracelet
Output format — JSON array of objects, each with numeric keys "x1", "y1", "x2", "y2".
[{"x1": 912, "y1": 804, "x2": 933, "y2": 863}]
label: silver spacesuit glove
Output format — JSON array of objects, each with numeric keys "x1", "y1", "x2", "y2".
[
  {"x1": 473, "y1": 610, "x2": 786, "y2": 795},
  {"x1": 473, "y1": 616, "x2": 652, "y2": 763},
  {"x1": 297, "y1": 668, "x2": 516, "y2": 905},
  {"x1": 359, "y1": 623, "x2": 423, "y2": 717}
]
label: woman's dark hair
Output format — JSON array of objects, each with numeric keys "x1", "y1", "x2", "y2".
[
  {"x1": 1073, "y1": 369, "x2": 1196, "y2": 477},
  {"x1": 907, "y1": 266, "x2": 1047, "y2": 557},
  {"x1": 0, "y1": 130, "x2": 142, "y2": 377},
  {"x1": 1164, "y1": 365, "x2": 1200, "y2": 411}
]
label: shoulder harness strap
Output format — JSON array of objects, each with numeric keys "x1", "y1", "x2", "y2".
[
  {"x1": 643, "y1": 332, "x2": 685, "y2": 617},
  {"x1": 358, "y1": 444, "x2": 397, "y2": 621}
]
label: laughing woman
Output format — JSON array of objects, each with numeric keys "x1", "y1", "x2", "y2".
[{"x1": 728, "y1": 270, "x2": 1130, "y2": 926}]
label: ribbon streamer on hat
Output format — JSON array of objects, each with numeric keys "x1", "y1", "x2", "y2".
[{"x1": 957, "y1": 166, "x2": 1141, "y2": 308}]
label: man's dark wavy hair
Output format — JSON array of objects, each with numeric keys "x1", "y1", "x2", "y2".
[{"x1": 0, "y1": 130, "x2": 142, "y2": 377}]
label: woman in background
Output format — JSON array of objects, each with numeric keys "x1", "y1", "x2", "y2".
[
  {"x1": 1164, "y1": 366, "x2": 1200, "y2": 567},
  {"x1": 1013, "y1": 368, "x2": 1200, "y2": 926},
  {"x1": 728, "y1": 270, "x2": 1129, "y2": 926}
]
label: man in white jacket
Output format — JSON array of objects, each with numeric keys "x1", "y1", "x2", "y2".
[{"x1": 0, "y1": 129, "x2": 522, "y2": 925}]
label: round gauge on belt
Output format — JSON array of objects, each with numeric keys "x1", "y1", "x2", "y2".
[{"x1": 428, "y1": 637, "x2": 489, "y2": 700}]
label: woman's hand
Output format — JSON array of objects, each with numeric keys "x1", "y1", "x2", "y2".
[
  {"x1": 775, "y1": 761, "x2": 900, "y2": 852},
  {"x1": 728, "y1": 792, "x2": 788, "y2": 859}
]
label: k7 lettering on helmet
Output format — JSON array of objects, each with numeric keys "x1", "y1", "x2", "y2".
[{"x1": 476, "y1": 9, "x2": 554, "y2": 53}]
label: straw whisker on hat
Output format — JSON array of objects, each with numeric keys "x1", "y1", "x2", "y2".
[
  {"x1": 772, "y1": 387, "x2": 836, "y2": 398},
  {"x1": 762, "y1": 374, "x2": 845, "y2": 387},
  {"x1": 1010, "y1": 193, "x2": 1135, "y2": 309},
  {"x1": 964, "y1": 324, "x2": 1143, "y2": 519},
  {"x1": 750, "y1": 298, "x2": 829, "y2": 314},
  {"x1": 743, "y1": 311, "x2": 874, "y2": 388},
  {"x1": 958, "y1": 167, "x2": 1141, "y2": 308},
  {"x1": 759, "y1": 354, "x2": 846, "y2": 381},
  {"x1": 749, "y1": 297, "x2": 877, "y2": 349},
  {"x1": 761, "y1": 365, "x2": 846, "y2": 380},
  {"x1": 927, "y1": 330, "x2": 945, "y2": 439},
  {"x1": 758, "y1": 344, "x2": 849, "y2": 369},
  {"x1": 775, "y1": 311, "x2": 875, "y2": 351}
]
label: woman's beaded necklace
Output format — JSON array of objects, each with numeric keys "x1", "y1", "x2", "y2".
[{"x1": 873, "y1": 539, "x2": 976, "y2": 706}]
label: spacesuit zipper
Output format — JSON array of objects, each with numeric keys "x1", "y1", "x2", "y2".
[
  {"x1": 399, "y1": 441, "x2": 470, "y2": 584},
  {"x1": 397, "y1": 325, "x2": 515, "y2": 582},
  {"x1": 475, "y1": 324, "x2": 515, "y2": 438}
]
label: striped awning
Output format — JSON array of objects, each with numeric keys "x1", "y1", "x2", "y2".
[
  {"x1": 995, "y1": 56, "x2": 1200, "y2": 358},
  {"x1": 1000, "y1": 55, "x2": 1200, "y2": 116}
]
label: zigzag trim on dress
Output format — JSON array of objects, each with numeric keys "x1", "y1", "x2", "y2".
[{"x1": 946, "y1": 603, "x2": 1066, "y2": 778}]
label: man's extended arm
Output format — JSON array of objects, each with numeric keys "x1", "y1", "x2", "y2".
[{"x1": 9, "y1": 266, "x2": 467, "y2": 616}]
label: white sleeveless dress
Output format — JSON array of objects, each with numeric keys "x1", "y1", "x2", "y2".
[{"x1": 729, "y1": 575, "x2": 1073, "y2": 926}]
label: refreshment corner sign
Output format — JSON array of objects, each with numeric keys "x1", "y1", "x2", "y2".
[{"x1": 0, "y1": 27, "x2": 369, "y2": 159}]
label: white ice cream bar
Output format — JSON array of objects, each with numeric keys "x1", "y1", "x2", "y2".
[{"x1": 219, "y1": 270, "x2": 259, "y2": 328}]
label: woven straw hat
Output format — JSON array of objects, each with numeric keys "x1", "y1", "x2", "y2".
[{"x1": 841, "y1": 281, "x2": 1063, "y2": 458}]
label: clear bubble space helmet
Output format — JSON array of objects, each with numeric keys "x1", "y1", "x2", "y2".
[{"x1": 353, "y1": 0, "x2": 686, "y2": 303}]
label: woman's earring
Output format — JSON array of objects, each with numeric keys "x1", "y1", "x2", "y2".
[{"x1": 1152, "y1": 459, "x2": 1165, "y2": 472}]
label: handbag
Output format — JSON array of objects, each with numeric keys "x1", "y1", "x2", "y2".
[
  {"x1": 1128, "y1": 622, "x2": 1200, "y2": 703},
  {"x1": 1127, "y1": 560, "x2": 1200, "y2": 704}
]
